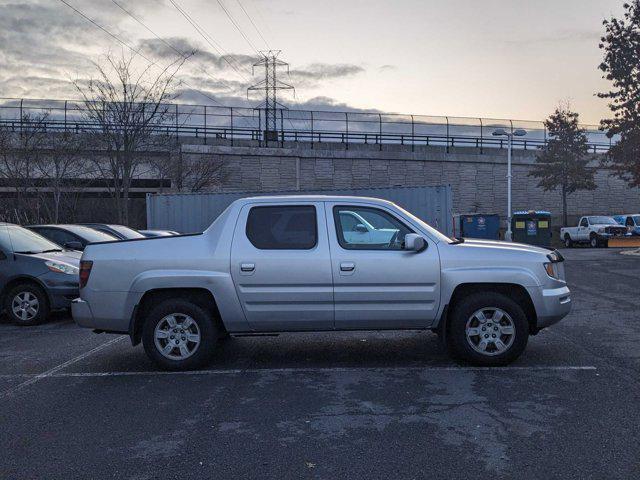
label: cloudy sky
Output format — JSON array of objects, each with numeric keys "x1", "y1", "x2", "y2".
[{"x1": 0, "y1": 0, "x2": 625, "y2": 124}]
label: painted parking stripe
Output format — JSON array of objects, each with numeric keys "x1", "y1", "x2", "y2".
[
  {"x1": 0, "y1": 336, "x2": 125, "y2": 399},
  {"x1": 25, "y1": 365, "x2": 598, "y2": 378}
]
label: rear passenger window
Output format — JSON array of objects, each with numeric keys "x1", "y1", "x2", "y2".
[{"x1": 246, "y1": 206, "x2": 317, "y2": 250}]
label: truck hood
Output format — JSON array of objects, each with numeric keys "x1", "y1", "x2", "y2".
[{"x1": 456, "y1": 238, "x2": 552, "y2": 256}]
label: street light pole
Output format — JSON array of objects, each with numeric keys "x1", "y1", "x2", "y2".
[
  {"x1": 492, "y1": 128, "x2": 527, "y2": 242},
  {"x1": 506, "y1": 133, "x2": 513, "y2": 241}
]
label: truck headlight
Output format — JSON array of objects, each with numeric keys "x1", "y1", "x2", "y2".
[
  {"x1": 45, "y1": 260, "x2": 79, "y2": 275},
  {"x1": 544, "y1": 262, "x2": 559, "y2": 279}
]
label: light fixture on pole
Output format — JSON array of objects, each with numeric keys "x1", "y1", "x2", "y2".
[{"x1": 492, "y1": 128, "x2": 527, "y2": 242}]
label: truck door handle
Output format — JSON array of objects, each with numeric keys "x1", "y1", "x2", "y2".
[
  {"x1": 340, "y1": 262, "x2": 355, "y2": 272},
  {"x1": 240, "y1": 263, "x2": 255, "y2": 272}
]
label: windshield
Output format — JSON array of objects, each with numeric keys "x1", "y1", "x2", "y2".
[
  {"x1": 632, "y1": 216, "x2": 640, "y2": 226},
  {"x1": 588, "y1": 216, "x2": 617, "y2": 225},
  {"x1": 108, "y1": 225, "x2": 145, "y2": 239},
  {"x1": 0, "y1": 225, "x2": 62, "y2": 254},
  {"x1": 63, "y1": 225, "x2": 117, "y2": 242},
  {"x1": 391, "y1": 204, "x2": 452, "y2": 243}
]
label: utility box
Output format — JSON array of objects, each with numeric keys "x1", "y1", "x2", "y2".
[
  {"x1": 264, "y1": 130, "x2": 279, "y2": 142},
  {"x1": 454, "y1": 213, "x2": 500, "y2": 240},
  {"x1": 512, "y1": 210, "x2": 552, "y2": 247}
]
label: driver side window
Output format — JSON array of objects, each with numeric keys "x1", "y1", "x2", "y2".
[
  {"x1": 333, "y1": 205, "x2": 413, "y2": 250},
  {"x1": 580, "y1": 218, "x2": 588, "y2": 227}
]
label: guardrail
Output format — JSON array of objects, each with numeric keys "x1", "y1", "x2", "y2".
[{"x1": 0, "y1": 97, "x2": 615, "y2": 153}]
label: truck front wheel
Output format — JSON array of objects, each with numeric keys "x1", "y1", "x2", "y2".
[
  {"x1": 589, "y1": 233, "x2": 599, "y2": 248},
  {"x1": 564, "y1": 234, "x2": 573, "y2": 248},
  {"x1": 447, "y1": 292, "x2": 529, "y2": 366},
  {"x1": 142, "y1": 299, "x2": 220, "y2": 371}
]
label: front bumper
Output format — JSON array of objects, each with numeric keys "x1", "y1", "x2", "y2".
[
  {"x1": 533, "y1": 285, "x2": 572, "y2": 329},
  {"x1": 39, "y1": 273, "x2": 79, "y2": 310}
]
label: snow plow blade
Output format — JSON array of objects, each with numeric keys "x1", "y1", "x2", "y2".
[{"x1": 608, "y1": 237, "x2": 640, "y2": 247}]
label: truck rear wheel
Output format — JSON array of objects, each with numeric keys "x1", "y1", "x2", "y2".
[
  {"x1": 142, "y1": 299, "x2": 219, "y2": 371},
  {"x1": 447, "y1": 292, "x2": 529, "y2": 366}
]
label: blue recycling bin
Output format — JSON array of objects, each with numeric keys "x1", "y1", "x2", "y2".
[{"x1": 455, "y1": 214, "x2": 500, "y2": 240}]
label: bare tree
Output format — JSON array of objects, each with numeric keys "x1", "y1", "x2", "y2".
[
  {"x1": 35, "y1": 131, "x2": 94, "y2": 224},
  {"x1": 0, "y1": 113, "x2": 49, "y2": 224},
  {"x1": 151, "y1": 149, "x2": 226, "y2": 193},
  {"x1": 73, "y1": 52, "x2": 188, "y2": 224}
]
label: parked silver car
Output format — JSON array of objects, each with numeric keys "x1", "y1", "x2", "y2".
[{"x1": 72, "y1": 196, "x2": 571, "y2": 370}]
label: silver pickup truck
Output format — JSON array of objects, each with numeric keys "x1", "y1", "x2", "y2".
[{"x1": 72, "y1": 196, "x2": 571, "y2": 370}]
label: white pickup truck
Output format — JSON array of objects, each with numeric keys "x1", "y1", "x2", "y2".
[
  {"x1": 560, "y1": 216, "x2": 628, "y2": 248},
  {"x1": 72, "y1": 195, "x2": 571, "y2": 370}
]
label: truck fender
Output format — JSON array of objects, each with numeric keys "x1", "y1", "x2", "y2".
[
  {"x1": 433, "y1": 267, "x2": 540, "y2": 329},
  {"x1": 127, "y1": 270, "x2": 249, "y2": 337}
]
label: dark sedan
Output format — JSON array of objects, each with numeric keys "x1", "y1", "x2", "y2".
[
  {"x1": 1, "y1": 223, "x2": 81, "y2": 325},
  {"x1": 138, "y1": 229, "x2": 180, "y2": 237},
  {"x1": 27, "y1": 224, "x2": 117, "y2": 251},
  {"x1": 78, "y1": 223, "x2": 146, "y2": 240}
]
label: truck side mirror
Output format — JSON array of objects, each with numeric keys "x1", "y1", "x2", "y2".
[
  {"x1": 404, "y1": 233, "x2": 427, "y2": 253},
  {"x1": 354, "y1": 223, "x2": 368, "y2": 233}
]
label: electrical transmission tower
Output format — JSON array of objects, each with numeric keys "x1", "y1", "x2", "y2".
[{"x1": 247, "y1": 50, "x2": 294, "y2": 141}]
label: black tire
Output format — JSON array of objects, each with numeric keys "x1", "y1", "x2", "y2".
[
  {"x1": 3, "y1": 282, "x2": 49, "y2": 326},
  {"x1": 589, "y1": 233, "x2": 599, "y2": 248},
  {"x1": 564, "y1": 234, "x2": 573, "y2": 248},
  {"x1": 142, "y1": 298, "x2": 220, "y2": 371},
  {"x1": 447, "y1": 292, "x2": 529, "y2": 366}
]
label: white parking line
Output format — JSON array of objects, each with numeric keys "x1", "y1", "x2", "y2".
[
  {"x1": 7, "y1": 364, "x2": 595, "y2": 379},
  {"x1": 0, "y1": 336, "x2": 125, "y2": 399}
]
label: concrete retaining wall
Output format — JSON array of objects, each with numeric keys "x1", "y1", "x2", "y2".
[{"x1": 180, "y1": 140, "x2": 640, "y2": 226}]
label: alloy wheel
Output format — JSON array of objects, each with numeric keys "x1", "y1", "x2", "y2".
[
  {"x1": 465, "y1": 307, "x2": 516, "y2": 356},
  {"x1": 11, "y1": 291, "x2": 39, "y2": 322},
  {"x1": 153, "y1": 313, "x2": 202, "y2": 360}
]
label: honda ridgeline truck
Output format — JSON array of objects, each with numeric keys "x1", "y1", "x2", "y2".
[{"x1": 72, "y1": 196, "x2": 571, "y2": 370}]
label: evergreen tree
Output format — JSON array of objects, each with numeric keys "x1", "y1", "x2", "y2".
[
  {"x1": 598, "y1": 1, "x2": 640, "y2": 187},
  {"x1": 529, "y1": 107, "x2": 596, "y2": 225}
]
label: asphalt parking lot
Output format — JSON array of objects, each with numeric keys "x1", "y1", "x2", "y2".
[{"x1": 1, "y1": 248, "x2": 639, "y2": 479}]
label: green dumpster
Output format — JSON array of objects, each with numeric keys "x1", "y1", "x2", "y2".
[{"x1": 512, "y1": 210, "x2": 552, "y2": 247}]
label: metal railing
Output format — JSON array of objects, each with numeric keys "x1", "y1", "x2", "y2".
[{"x1": 0, "y1": 97, "x2": 616, "y2": 153}]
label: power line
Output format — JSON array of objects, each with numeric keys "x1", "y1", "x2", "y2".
[
  {"x1": 59, "y1": 0, "x2": 154, "y2": 64},
  {"x1": 110, "y1": 0, "x2": 187, "y2": 60},
  {"x1": 167, "y1": 0, "x2": 251, "y2": 82},
  {"x1": 109, "y1": 0, "x2": 242, "y2": 100},
  {"x1": 59, "y1": 0, "x2": 225, "y2": 107},
  {"x1": 235, "y1": 0, "x2": 271, "y2": 50},
  {"x1": 214, "y1": 0, "x2": 259, "y2": 53},
  {"x1": 245, "y1": 0, "x2": 277, "y2": 47}
]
